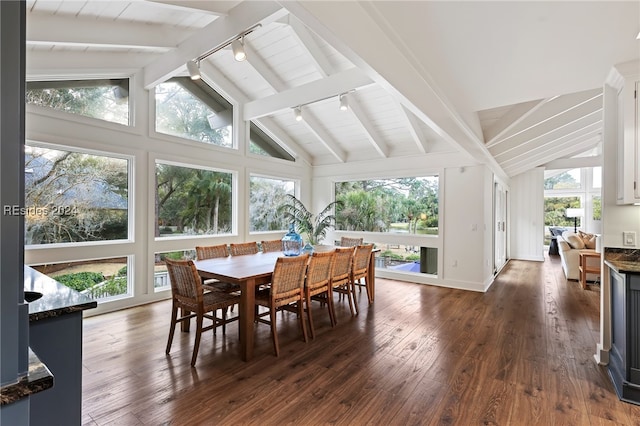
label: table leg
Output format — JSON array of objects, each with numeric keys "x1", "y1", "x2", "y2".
[
  {"x1": 366, "y1": 253, "x2": 375, "y2": 304},
  {"x1": 239, "y1": 279, "x2": 255, "y2": 361}
]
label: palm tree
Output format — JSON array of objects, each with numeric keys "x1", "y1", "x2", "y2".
[{"x1": 277, "y1": 194, "x2": 341, "y2": 244}]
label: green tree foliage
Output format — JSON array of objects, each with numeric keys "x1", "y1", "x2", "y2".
[
  {"x1": 25, "y1": 147, "x2": 129, "y2": 244},
  {"x1": 26, "y1": 84, "x2": 128, "y2": 125},
  {"x1": 155, "y1": 81, "x2": 230, "y2": 147},
  {"x1": 249, "y1": 177, "x2": 293, "y2": 231},
  {"x1": 335, "y1": 177, "x2": 439, "y2": 233},
  {"x1": 155, "y1": 164, "x2": 232, "y2": 236},
  {"x1": 544, "y1": 171, "x2": 579, "y2": 190},
  {"x1": 544, "y1": 196, "x2": 580, "y2": 227}
]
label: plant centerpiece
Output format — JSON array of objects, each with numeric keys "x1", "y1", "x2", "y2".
[{"x1": 277, "y1": 194, "x2": 342, "y2": 248}]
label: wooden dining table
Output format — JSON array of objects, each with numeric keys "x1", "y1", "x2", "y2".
[{"x1": 193, "y1": 245, "x2": 377, "y2": 361}]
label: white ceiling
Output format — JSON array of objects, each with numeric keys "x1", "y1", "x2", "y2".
[{"x1": 24, "y1": 0, "x2": 640, "y2": 179}]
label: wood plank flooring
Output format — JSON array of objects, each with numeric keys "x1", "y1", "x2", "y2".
[{"x1": 81, "y1": 254, "x2": 640, "y2": 425}]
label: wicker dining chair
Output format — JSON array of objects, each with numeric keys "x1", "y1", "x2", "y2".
[
  {"x1": 254, "y1": 254, "x2": 310, "y2": 356},
  {"x1": 164, "y1": 258, "x2": 240, "y2": 367},
  {"x1": 230, "y1": 242, "x2": 259, "y2": 256},
  {"x1": 351, "y1": 244, "x2": 374, "y2": 304},
  {"x1": 261, "y1": 239, "x2": 283, "y2": 253},
  {"x1": 195, "y1": 244, "x2": 240, "y2": 294},
  {"x1": 304, "y1": 250, "x2": 336, "y2": 338},
  {"x1": 340, "y1": 236, "x2": 364, "y2": 247},
  {"x1": 331, "y1": 246, "x2": 357, "y2": 317}
]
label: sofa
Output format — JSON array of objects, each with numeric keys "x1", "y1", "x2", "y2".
[{"x1": 557, "y1": 230, "x2": 599, "y2": 281}]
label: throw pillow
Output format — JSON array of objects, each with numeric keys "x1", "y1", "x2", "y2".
[
  {"x1": 579, "y1": 231, "x2": 597, "y2": 249},
  {"x1": 565, "y1": 233, "x2": 585, "y2": 249}
]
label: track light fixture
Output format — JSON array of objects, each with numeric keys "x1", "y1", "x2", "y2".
[
  {"x1": 294, "y1": 106, "x2": 303, "y2": 122},
  {"x1": 231, "y1": 37, "x2": 246, "y2": 62},
  {"x1": 185, "y1": 24, "x2": 260, "y2": 77},
  {"x1": 187, "y1": 60, "x2": 201, "y2": 80},
  {"x1": 339, "y1": 93, "x2": 348, "y2": 111}
]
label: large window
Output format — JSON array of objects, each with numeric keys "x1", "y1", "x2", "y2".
[
  {"x1": 155, "y1": 162, "x2": 233, "y2": 237},
  {"x1": 24, "y1": 145, "x2": 129, "y2": 245},
  {"x1": 26, "y1": 79, "x2": 130, "y2": 125},
  {"x1": 334, "y1": 177, "x2": 439, "y2": 234},
  {"x1": 544, "y1": 169, "x2": 581, "y2": 190},
  {"x1": 249, "y1": 175, "x2": 295, "y2": 232},
  {"x1": 155, "y1": 77, "x2": 232, "y2": 148},
  {"x1": 544, "y1": 196, "x2": 581, "y2": 229}
]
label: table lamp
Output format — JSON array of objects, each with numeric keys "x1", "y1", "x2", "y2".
[{"x1": 565, "y1": 208, "x2": 584, "y2": 233}]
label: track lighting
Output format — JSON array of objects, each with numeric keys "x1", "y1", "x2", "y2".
[
  {"x1": 186, "y1": 60, "x2": 201, "y2": 80},
  {"x1": 185, "y1": 24, "x2": 260, "y2": 78},
  {"x1": 339, "y1": 93, "x2": 348, "y2": 111},
  {"x1": 294, "y1": 106, "x2": 302, "y2": 122},
  {"x1": 231, "y1": 37, "x2": 246, "y2": 62}
]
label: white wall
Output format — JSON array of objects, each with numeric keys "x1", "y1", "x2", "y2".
[{"x1": 509, "y1": 168, "x2": 545, "y2": 262}]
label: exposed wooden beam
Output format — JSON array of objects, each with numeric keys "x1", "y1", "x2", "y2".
[
  {"x1": 484, "y1": 99, "x2": 548, "y2": 146},
  {"x1": 142, "y1": 1, "x2": 287, "y2": 89},
  {"x1": 400, "y1": 105, "x2": 428, "y2": 154},
  {"x1": 243, "y1": 68, "x2": 373, "y2": 120},
  {"x1": 301, "y1": 112, "x2": 347, "y2": 163},
  {"x1": 27, "y1": 13, "x2": 180, "y2": 52},
  {"x1": 242, "y1": 43, "x2": 287, "y2": 92},
  {"x1": 287, "y1": 15, "x2": 334, "y2": 77},
  {"x1": 144, "y1": 0, "x2": 240, "y2": 15},
  {"x1": 347, "y1": 95, "x2": 388, "y2": 157},
  {"x1": 544, "y1": 155, "x2": 602, "y2": 171},
  {"x1": 198, "y1": 61, "x2": 312, "y2": 165}
]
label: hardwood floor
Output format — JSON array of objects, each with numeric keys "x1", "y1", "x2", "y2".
[{"x1": 81, "y1": 254, "x2": 640, "y2": 425}]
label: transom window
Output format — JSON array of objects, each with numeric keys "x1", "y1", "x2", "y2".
[
  {"x1": 155, "y1": 77, "x2": 233, "y2": 148},
  {"x1": 26, "y1": 78, "x2": 130, "y2": 125}
]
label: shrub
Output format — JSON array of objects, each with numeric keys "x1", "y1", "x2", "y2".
[
  {"x1": 405, "y1": 254, "x2": 420, "y2": 261},
  {"x1": 55, "y1": 271, "x2": 104, "y2": 292}
]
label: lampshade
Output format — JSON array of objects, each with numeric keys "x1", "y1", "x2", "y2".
[{"x1": 565, "y1": 208, "x2": 584, "y2": 218}]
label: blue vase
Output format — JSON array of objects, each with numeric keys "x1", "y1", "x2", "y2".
[{"x1": 282, "y1": 224, "x2": 303, "y2": 256}]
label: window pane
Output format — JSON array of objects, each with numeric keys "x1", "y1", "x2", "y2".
[
  {"x1": 249, "y1": 176, "x2": 295, "y2": 232},
  {"x1": 592, "y1": 195, "x2": 601, "y2": 221},
  {"x1": 249, "y1": 123, "x2": 294, "y2": 161},
  {"x1": 153, "y1": 250, "x2": 196, "y2": 292},
  {"x1": 372, "y1": 244, "x2": 437, "y2": 275},
  {"x1": 335, "y1": 177, "x2": 439, "y2": 235},
  {"x1": 544, "y1": 196, "x2": 581, "y2": 228},
  {"x1": 155, "y1": 77, "x2": 232, "y2": 148},
  {"x1": 32, "y1": 256, "x2": 130, "y2": 302},
  {"x1": 544, "y1": 169, "x2": 581, "y2": 190},
  {"x1": 26, "y1": 79, "x2": 129, "y2": 125},
  {"x1": 25, "y1": 146, "x2": 129, "y2": 245},
  {"x1": 155, "y1": 162, "x2": 233, "y2": 237}
]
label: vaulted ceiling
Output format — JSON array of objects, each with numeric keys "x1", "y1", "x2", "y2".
[{"x1": 25, "y1": 1, "x2": 640, "y2": 180}]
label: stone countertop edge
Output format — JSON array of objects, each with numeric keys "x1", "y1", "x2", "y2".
[
  {"x1": 0, "y1": 349, "x2": 54, "y2": 406},
  {"x1": 24, "y1": 265, "x2": 97, "y2": 321},
  {"x1": 604, "y1": 247, "x2": 640, "y2": 274}
]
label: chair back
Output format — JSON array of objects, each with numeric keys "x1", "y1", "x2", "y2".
[
  {"x1": 261, "y1": 239, "x2": 283, "y2": 253},
  {"x1": 165, "y1": 258, "x2": 203, "y2": 304},
  {"x1": 306, "y1": 250, "x2": 335, "y2": 293},
  {"x1": 195, "y1": 244, "x2": 228, "y2": 260},
  {"x1": 331, "y1": 246, "x2": 355, "y2": 287},
  {"x1": 340, "y1": 237, "x2": 364, "y2": 247},
  {"x1": 230, "y1": 242, "x2": 259, "y2": 256},
  {"x1": 352, "y1": 244, "x2": 374, "y2": 279},
  {"x1": 270, "y1": 254, "x2": 309, "y2": 306}
]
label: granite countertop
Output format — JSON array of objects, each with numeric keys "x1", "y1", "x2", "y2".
[
  {"x1": 604, "y1": 248, "x2": 640, "y2": 274},
  {"x1": 0, "y1": 349, "x2": 54, "y2": 406},
  {"x1": 24, "y1": 265, "x2": 97, "y2": 321}
]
